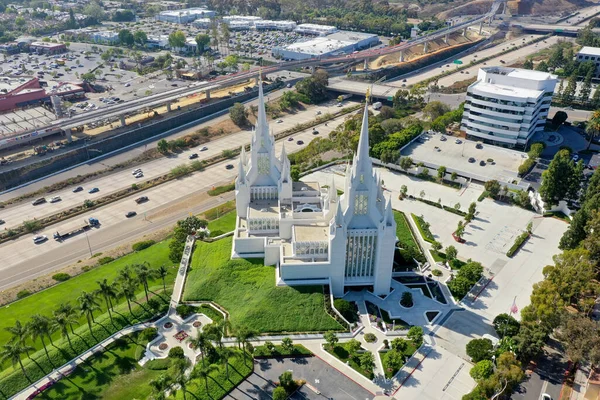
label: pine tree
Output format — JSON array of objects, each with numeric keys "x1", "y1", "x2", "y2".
[
  {"x1": 561, "y1": 73, "x2": 578, "y2": 105},
  {"x1": 592, "y1": 86, "x2": 600, "y2": 109},
  {"x1": 580, "y1": 70, "x2": 593, "y2": 106},
  {"x1": 523, "y1": 59, "x2": 533, "y2": 70}
]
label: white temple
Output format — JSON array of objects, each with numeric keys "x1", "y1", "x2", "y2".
[{"x1": 232, "y1": 82, "x2": 396, "y2": 297}]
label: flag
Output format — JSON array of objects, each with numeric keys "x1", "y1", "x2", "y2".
[{"x1": 510, "y1": 297, "x2": 518, "y2": 315}]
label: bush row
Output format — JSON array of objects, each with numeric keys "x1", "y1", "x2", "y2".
[
  {"x1": 132, "y1": 240, "x2": 156, "y2": 252},
  {"x1": 506, "y1": 231, "x2": 531, "y2": 257}
]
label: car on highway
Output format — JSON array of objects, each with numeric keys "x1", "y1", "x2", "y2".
[
  {"x1": 73, "y1": 186, "x2": 83, "y2": 193},
  {"x1": 125, "y1": 211, "x2": 137, "y2": 218},
  {"x1": 135, "y1": 196, "x2": 149, "y2": 204},
  {"x1": 541, "y1": 395, "x2": 552, "y2": 400},
  {"x1": 189, "y1": 153, "x2": 199, "y2": 159},
  {"x1": 297, "y1": 140, "x2": 304, "y2": 145},
  {"x1": 286, "y1": 83, "x2": 292, "y2": 88},
  {"x1": 134, "y1": 172, "x2": 144, "y2": 178},
  {"x1": 199, "y1": 146, "x2": 208, "y2": 151},
  {"x1": 288, "y1": 137, "x2": 294, "y2": 141},
  {"x1": 277, "y1": 119, "x2": 283, "y2": 123},
  {"x1": 468, "y1": 157, "x2": 476, "y2": 163},
  {"x1": 89, "y1": 188, "x2": 99, "y2": 193},
  {"x1": 312, "y1": 129, "x2": 319, "y2": 135},
  {"x1": 132, "y1": 169, "x2": 142, "y2": 175},
  {"x1": 32, "y1": 198, "x2": 46, "y2": 206},
  {"x1": 225, "y1": 164, "x2": 234, "y2": 170},
  {"x1": 125, "y1": 83, "x2": 131, "y2": 87},
  {"x1": 479, "y1": 160, "x2": 486, "y2": 166},
  {"x1": 49, "y1": 196, "x2": 61, "y2": 203},
  {"x1": 0, "y1": 219, "x2": 5, "y2": 225},
  {"x1": 33, "y1": 235, "x2": 48, "y2": 244},
  {"x1": 440, "y1": 135, "x2": 447, "y2": 141}
]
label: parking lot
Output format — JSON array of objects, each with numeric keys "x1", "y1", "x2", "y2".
[{"x1": 401, "y1": 131, "x2": 527, "y2": 182}]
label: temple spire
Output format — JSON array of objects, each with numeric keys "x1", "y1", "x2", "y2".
[
  {"x1": 237, "y1": 154, "x2": 246, "y2": 185},
  {"x1": 330, "y1": 175, "x2": 337, "y2": 202},
  {"x1": 255, "y1": 79, "x2": 269, "y2": 147},
  {"x1": 240, "y1": 145, "x2": 247, "y2": 166},
  {"x1": 354, "y1": 102, "x2": 373, "y2": 178}
]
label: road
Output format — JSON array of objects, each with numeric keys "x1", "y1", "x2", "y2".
[
  {"x1": 0, "y1": 97, "x2": 353, "y2": 230},
  {"x1": 513, "y1": 339, "x2": 567, "y2": 400},
  {"x1": 0, "y1": 109, "x2": 355, "y2": 290}
]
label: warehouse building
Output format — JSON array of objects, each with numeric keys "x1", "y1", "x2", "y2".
[
  {"x1": 295, "y1": 23, "x2": 337, "y2": 36},
  {"x1": 272, "y1": 31, "x2": 378, "y2": 60}
]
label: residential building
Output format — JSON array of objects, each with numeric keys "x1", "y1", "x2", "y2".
[
  {"x1": 576, "y1": 46, "x2": 600, "y2": 77},
  {"x1": 461, "y1": 67, "x2": 556, "y2": 149},
  {"x1": 232, "y1": 83, "x2": 396, "y2": 297}
]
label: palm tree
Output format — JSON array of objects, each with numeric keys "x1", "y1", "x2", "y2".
[
  {"x1": 26, "y1": 314, "x2": 53, "y2": 360},
  {"x1": 149, "y1": 373, "x2": 171, "y2": 400},
  {"x1": 188, "y1": 330, "x2": 210, "y2": 366},
  {"x1": 170, "y1": 358, "x2": 191, "y2": 400},
  {"x1": 52, "y1": 306, "x2": 78, "y2": 348},
  {"x1": 586, "y1": 110, "x2": 600, "y2": 149},
  {"x1": 0, "y1": 342, "x2": 33, "y2": 377},
  {"x1": 155, "y1": 265, "x2": 169, "y2": 292},
  {"x1": 55, "y1": 303, "x2": 78, "y2": 334},
  {"x1": 217, "y1": 346, "x2": 234, "y2": 379},
  {"x1": 116, "y1": 280, "x2": 137, "y2": 314},
  {"x1": 77, "y1": 291, "x2": 100, "y2": 334},
  {"x1": 192, "y1": 363, "x2": 218, "y2": 395},
  {"x1": 5, "y1": 320, "x2": 31, "y2": 357},
  {"x1": 134, "y1": 262, "x2": 152, "y2": 302},
  {"x1": 235, "y1": 326, "x2": 257, "y2": 365},
  {"x1": 97, "y1": 278, "x2": 117, "y2": 320}
]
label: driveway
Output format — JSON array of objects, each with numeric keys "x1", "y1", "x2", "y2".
[{"x1": 225, "y1": 357, "x2": 375, "y2": 400}]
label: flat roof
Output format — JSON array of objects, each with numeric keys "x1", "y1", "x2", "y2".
[
  {"x1": 0, "y1": 76, "x2": 37, "y2": 94},
  {"x1": 283, "y1": 37, "x2": 351, "y2": 55},
  {"x1": 248, "y1": 200, "x2": 280, "y2": 218},
  {"x1": 294, "y1": 225, "x2": 329, "y2": 242},
  {"x1": 472, "y1": 81, "x2": 543, "y2": 99},
  {"x1": 506, "y1": 69, "x2": 553, "y2": 81},
  {"x1": 30, "y1": 42, "x2": 66, "y2": 48},
  {"x1": 328, "y1": 30, "x2": 378, "y2": 41},
  {"x1": 578, "y1": 46, "x2": 600, "y2": 56},
  {"x1": 293, "y1": 181, "x2": 320, "y2": 192}
]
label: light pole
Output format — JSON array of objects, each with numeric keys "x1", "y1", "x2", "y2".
[{"x1": 84, "y1": 229, "x2": 92, "y2": 257}]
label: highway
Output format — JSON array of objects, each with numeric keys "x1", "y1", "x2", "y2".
[{"x1": 0, "y1": 104, "x2": 358, "y2": 290}]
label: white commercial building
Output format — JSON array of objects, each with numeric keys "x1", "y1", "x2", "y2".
[
  {"x1": 146, "y1": 34, "x2": 169, "y2": 49},
  {"x1": 232, "y1": 83, "x2": 396, "y2": 297},
  {"x1": 461, "y1": 67, "x2": 556, "y2": 149},
  {"x1": 272, "y1": 31, "x2": 378, "y2": 60},
  {"x1": 156, "y1": 7, "x2": 215, "y2": 23},
  {"x1": 254, "y1": 20, "x2": 296, "y2": 31},
  {"x1": 192, "y1": 18, "x2": 212, "y2": 29},
  {"x1": 89, "y1": 30, "x2": 119, "y2": 43},
  {"x1": 295, "y1": 23, "x2": 338, "y2": 36},
  {"x1": 576, "y1": 46, "x2": 600, "y2": 77}
]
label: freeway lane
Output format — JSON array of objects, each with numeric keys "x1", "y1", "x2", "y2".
[
  {"x1": 0, "y1": 112, "x2": 355, "y2": 290},
  {"x1": 0, "y1": 99, "x2": 355, "y2": 230}
]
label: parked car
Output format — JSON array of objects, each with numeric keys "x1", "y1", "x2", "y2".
[
  {"x1": 32, "y1": 198, "x2": 46, "y2": 206},
  {"x1": 476, "y1": 143, "x2": 483, "y2": 149},
  {"x1": 189, "y1": 153, "x2": 199, "y2": 159},
  {"x1": 297, "y1": 140, "x2": 304, "y2": 145},
  {"x1": 135, "y1": 196, "x2": 149, "y2": 204},
  {"x1": 88, "y1": 188, "x2": 99, "y2": 193},
  {"x1": 468, "y1": 157, "x2": 476, "y2": 163},
  {"x1": 126, "y1": 211, "x2": 137, "y2": 218},
  {"x1": 49, "y1": 196, "x2": 61, "y2": 203},
  {"x1": 33, "y1": 235, "x2": 48, "y2": 244},
  {"x1": 225, "y1": 164, "x2": 234, "y2": 170}
]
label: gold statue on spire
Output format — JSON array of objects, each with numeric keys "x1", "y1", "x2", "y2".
[{"x1": 365, "y1": 88, "x2": 371, "y2": 104}]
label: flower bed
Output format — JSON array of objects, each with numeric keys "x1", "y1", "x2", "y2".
[
  {"x1": 159, "y1": 343, "x2": 168, "y2": 351},
  {"x1": 163, "y1": 322, "x2": 173, "y2": 329},
  {"x1": 174, "y1": 331, "x2": 189, "y2": 342},
  {"x1": 193, "y1": 321, "x2": 202, "y2": 328}
]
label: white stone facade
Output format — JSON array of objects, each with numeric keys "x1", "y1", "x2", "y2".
[
  {"x1": 461, "y1": 67, "x2": 556, "y2": 149},
  {"x1": 232, "y1": 83, "x2": 396, "y2": 297}
]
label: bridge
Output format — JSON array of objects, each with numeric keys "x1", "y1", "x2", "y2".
[{"x1": 512, "y1": 23, "x2": 600, "y2": 36}]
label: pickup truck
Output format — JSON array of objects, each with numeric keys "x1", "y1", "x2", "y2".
[{"x1": 53, "y1": 217, "x2": 99, "y2": 241}]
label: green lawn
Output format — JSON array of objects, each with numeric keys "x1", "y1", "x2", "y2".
[
  {"x1": 393, "y1": 210, "x2": 420, "y2": 254},
  {"x1": 183, "y1": 237, "x2": 343, "y2": 333},
  {"x1": 39, "y1": 332, "x2": 162, "y2": 400},
  {"x1": 429, "y1": 249, "x2": 445, "y2": 263},
  {"x1": 207, "y1": 211, "x2": 236, "y2": 237},
  {"x1": 325, "y1": 343, "x2": 374, "y2": 379},
  {"x1": 0, "y1": 240, "x2": 176, "y2": 369}
]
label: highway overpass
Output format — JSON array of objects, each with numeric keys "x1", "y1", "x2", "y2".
[{"x1": 511, "y1": 23, "x2": 600, "y2": 36}]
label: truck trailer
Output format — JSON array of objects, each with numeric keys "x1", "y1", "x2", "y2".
[{"x1": 53, "y1": 217, "x2": 99, "y2": 241}]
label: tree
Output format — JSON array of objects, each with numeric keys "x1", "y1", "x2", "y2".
[
  {"x1": 170, "y1": 358, "x2": 191, "y2": 400},
  {"x1": 118, "y1": 29, "x2": 134, "y2": 46},
  {"x1": 281, "y1": 337, "x2": 294, "y2": 352},
  {"x1": 423, "y1": 101, "x2": 450, "y2": 120},
  {"x1": 586, "y1": 110, "x2": 600, "y2": 149},
  {"x1": 592, "y1": 87, "x2": 600, "y2": 108},
  {"x1": 581, "y1": 69, "x2": 593, "y2": 104},
  {"x1": 134, "y1": 31, "x2": 148, "y2": 47},
  {"x1": 431, "y1": 241, "x2": 442, "y2": 254},
  {"x1": 561, "y1": 73, "x2": 577, "y2": 105},
  {"x1": 83, "y1": 1, "x2": 105, "y2": 21},
  {"x1": 149, "y1": 373, "x2": 171, "y2": 400},
  {"x1": 116, "y1": 279, "x2": 136, "y2": 314},
  {"x1": 539, "y1": 149, "x2": 579, "y2": 205},
  {"x1": 493, "y1": 313, "x2": 520, "y2": 338},
  {"x1": 535, "y1": 60, "x2": 549, "y2": 72},
  {"x1": 5, "y1": 320, "x2": 31, "y2": 357},
  {"x1": 399, "y1": 156, "x2": 413, "y2": 171},
  {"x1": 217, "y1": 346, "x2": 234, "y2": 379},
  {"x1": 451, "y1": 171, "x2": 458, "y2": 181},
  {"x1": 346, "y1": 339, "x2": 361, "y2": 354},
  {"x1": 1, "y1": 342, "x2": 32, "y2": 377},
  {"x1": 27, "y1": 314, "x2": 53, "y2": 360},
  {"x1": 229, "y1": 103, "x2": 248, "y2": 127},
  {"x1": 224, "y1": 54, "x2": 239, "y2": 71},
  {"x1": 323, "y1": 331, "x2": 338, "y2": 349},
  {"x1": 81, "y1": 72, "x2": 96, "y2": 82},
  {"x1": 296, "y1": 72, "x2": 329, "y2": 103},
  {"x1": 470, "y1": 359, "x2": 494, "y2": 380},
  {"x1": 548, "y1": 46, "x2": 564, "y2": 68},
  {"x1": 401, "y1": 185, "x2": 408, "y2": 197},
  {"x1": 401, "y1": 291, "x2": 413, "y2": 307},
  {"x1": 97, "y1": 278, "x2": 117, "y2": 321},
  {"x1": 273, "y1": 386, "x2": 287, "y2": 400},
  {"x1": 235, "y1": 326, "x2": 257, "y2": 364},
  {"x1": 466, "y1": 338, "x2": 494, "y2": 362},
  {"x1": 53, "y1": 307, "x2": 76, "y2": 348},
  {"x1": 455, "y1": 220, "x2": 465, "y2": 238},
  {"x1": 492, "y1": 352, "x2": 525, "y2": 398},
  {"x1": 359, "y1": 352, "x2": 375, "y2": 372},
  {"x1": 523, "y1": 59, "x2": 533, "y2": 70},
  {"x1": 556, "y1": 313, "x2": 600, "y2": 365},
  {"x1": 168, "y1": 30, "x2": 186, "y2": 50},
  {"x1": 552, "y1": 111, "x2": 568, "y2": 127},
  {"x1": 189, "y1": 331, "x2": 210, "y2": 366},
  {"x1": 437, "y1": 165, "x2": 446, "y2": 180},
  {"x1": 156, "y1": 265, "x2": 169, "y2": 292},
  {"x1": 514, "y1": 319, "x2": 549, "y2": 361},
  {"x1": 408, "y1": 326, "x2": 424, "y2": 346},
  {"x1": 484, "y1": 180, "x2": 501, "y2": 198},
  {"x1": 78, "y1": 291, "x2": 100, "y2": 333},
  {"x1": 445, "y1": 245, "x2": 458, "y2": 261},
  {"x1": 134, "y1": 262, "x2": 152, "y2": 302},
  {"x1": 391, "y1": 337, "x2": 408, "y2": 352},
  {"x1": 195, "y1": 33, "x2": 210, "y2": 53}
]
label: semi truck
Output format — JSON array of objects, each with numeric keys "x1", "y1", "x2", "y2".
[{"x1": 53, "y1": 217, "x2": 99, "y2": 241}]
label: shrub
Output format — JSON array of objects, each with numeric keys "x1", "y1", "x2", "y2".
[
  {"x1": 97, "y1": 256, "x2": 115, "y2": 265},
  {"x1": 506, "y1": 231, "x2": 530, "y2": 257},
  {"x1": 407, "y1": 326, "x2": 423, "y2": 347},
  {"x1": 364, "y1": 333, "x2": 377, "y2": 343},
  {"x1": 492, "y1": 313, "x2": 521, "y2": 338},
  {"x1": 333, "y1": 299, "x2": 357, "y2": 322},
  {"x1": 170, "y1": 164, "x2": 191, "y2": 178},
  {"x1": 16, "y1": 290, "x2": 31, "y2": 299},
  {"x1": 168, "y1": 346, "x2": 185, "y2": 359},
  {"x1": 470, "y1": 359, "x2": 494, "y2": 380},
  {"x1": 208, "y1": 183, "x2": 236, "y2": 196},
  {"x1": 176, "y1": 304, "x2": 198, "y2": 319},
  {"x1": 132, "y1": 240, "x2": 156, "y2": 251},
  {"x1": 466, "y1": 338, "x2": 494, "y2": 362},
  {"x1": 141, "y1": 327, "x2": 158, "y2": 341},
  {"x1": 518, "y1": 159, "x2": 536, "y2": 176},
  {"x1": 51, "y1": 273, "x2": 71, "y2": 282},
  {"x1": 145, "y1": 358, "x2": 172, "y2": 370},
  {"x1": 432, "y1": 269, "x2": 443, "y2": 277},
  {"x1": 23, "y1": 219, "x2": 42, "y2": 233},
  {"x1": 400, "y1": 291, "x2": 414, "y2": 307}
]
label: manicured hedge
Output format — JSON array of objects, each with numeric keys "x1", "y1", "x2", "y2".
[
  {"x1": 51, "y1": 273, "x2": 71, "y2": 282},
  {"x1": 253, "y1": 344, "x2": 313, "y2": 357},
  {"x1": 132, "y1": 240, "x2": 156, "y2": 251},
  {"x1": 506, "y1": 232, "x2": 531, "y2": 257},
  {"x1": 411, "y1": 214, "x2": 435, "y2": 243}
]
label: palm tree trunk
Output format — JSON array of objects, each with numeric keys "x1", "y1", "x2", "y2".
[
  {"x1": 126, "y1": 298, "x2": 132, "y2": 314},
  {"x1": 18, "y1": 358, "x2": 27, "y2": 378},
  {"x1": 104, "y1": 297, "x2": 112, "y2": 320},
  {"x1": 162, "y1": 278, "x2": 166, "y2": 292},
  {"x1": 205, "y1": 378, "x2": 209, "y2": 394},
  {"x1": 69, "y1": 324, "x2": 74, "y2": 334},
  {"x1": 48, "y1": 333, "x2": 54, "y2": 346},
  {"x1": 41, "y1": 338, "x2": 49, "y2": 360},
  {"x1": 66, "y1": 332, "x2": 72, "y2": 348},
  {"x1": 87, "y1": 315, "x2": 93, "y2": 334},
  {"x1": 143, "y1": 285, "x2": 149, "y2": 302}
]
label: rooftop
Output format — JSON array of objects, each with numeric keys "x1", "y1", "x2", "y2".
[
  {"x1": 283, "y1": 37, "x2": 351, "y2": 55},
  {"x1": 328, "y1": 30, "x2": 378, "y2": 41},
  {"x1": 248, "y1": 200, "x2": 280, "y2": 218},
  {"x1": 294, "y1": 225, "x2": 329, "y2": 242},
  {"x1": 0, "y1": 76, "x2": 37, "y2": 94},
  {"x1": 30, "y1": 42, "x2": 66, "y2": 48},
  {"x1": 482, "y1": 66, "x2": 553, "y2": 81},
  {"x1": 293, "y1": 181, "x2": 320, "y2": 193},
  {"x1": 578, "y1": 46, "x2": 600, "y2": 56},
  {"x1": 471, "y1": 81, "x2": 544, "y2": 99}
]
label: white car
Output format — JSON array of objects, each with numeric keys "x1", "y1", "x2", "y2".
[
  {"x1": 541, "y1": 394, "x2": 552, "y2": 400},
  {"x1": 277, "y1": 119, "x2": 283, "y2": 123},
  {"x1": 49, "y1": 196, "x2": 61, "y2": 203},
  {"x1": 572, "y1": 154, "x2": 579, "y2": 161},
  {"x1": 33, "y1": 235, "x2": 47, "y2": 244},
  {"x1": 199, "y1": 146, "x2": 208, "y2": 151},
  {"x1": 132, "y1": 169, "x2": 142, "y2": 175},
  {"x1": 135, "y1": 172, "x2": 144, "y2": 178}
]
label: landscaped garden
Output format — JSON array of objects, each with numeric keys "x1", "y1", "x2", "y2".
[
  {"x1": 183, "y1": 237, "x2": 343, "y2": 333},
  {"x1": 206, "y1": 211, "x2": 236, "y2": 237},
  {"x1": 393, "y1": 210, "x2": 426, "y2": 269},
  {"x1": 380, "y1": 308, "x2": 411, "y2": 331},
  {"x1": 380, "y1": 336, "x2": 419, "y2": 379},
  {"x1": 323, "y1": 338, "x2": 375, "y2": 379}
]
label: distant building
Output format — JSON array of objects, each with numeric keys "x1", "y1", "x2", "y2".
[
  {"x1": 156, "y1": 7, "x2": 215, "y2": 23},
  {"x1": 90, "y1": 30, "x2": 120, "y2": 44},
  {"x1": 272, "y1": 31, "x2": 378, "y2": 60},
  {"x1": 221, "y1": 17, "x2": 296, "y2": 31},
  {"x1": 254, "y1": 20, "x2": 296, "y2": 31},
  {"x1": 0, "y1": 76, "x2": 83, "y2": 112},
  {"x1": 0, "y1": 42, "x2": 20, "y2": 55},
  {"x1": 295, "y1": 23, "x2": 338, "y2": 36},
  {"x1": 192, "y1": 18, "x2": 212, "y2": 29},
  {"x1": 576, "y1": 46, "x2": 600, "y2": 77},
  {"x1": 29, "y1": 42, "x2": 67, "y2": 55},
  {"x1": 461, "y1": 67, "x2": 557, "y2": 149},
  {"x1": 146, "y1": 35, "x2": 170, "y2": 49}
]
